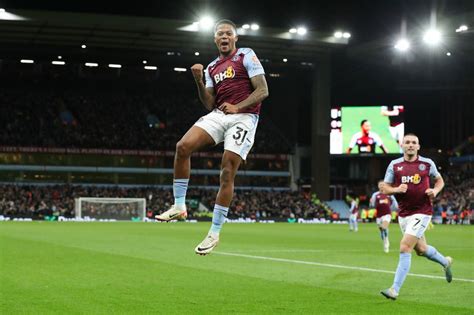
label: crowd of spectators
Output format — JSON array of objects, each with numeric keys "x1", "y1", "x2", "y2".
[
  {"x1": 433, "y1": 167, "x2": 474, "y2": 224},
  {"x1": 0, "y1": 74, "x2": 292, "y2": 153},
  {"x1": 0, "y1": 184, "x2": 331, "y2": 220}
]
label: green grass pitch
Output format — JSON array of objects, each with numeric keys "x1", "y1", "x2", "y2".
[{"x1": 1, "y1": 222, "x2": 473, "y2": 314}]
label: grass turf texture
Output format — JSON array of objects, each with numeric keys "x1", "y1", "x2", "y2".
[{"x1": 1, "y1": 222, "x2": 473, "y2": 314}]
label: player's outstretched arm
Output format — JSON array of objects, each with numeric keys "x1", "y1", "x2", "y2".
[{"x1": 191, "y1": 64, "x2": 215, "y2": 111}]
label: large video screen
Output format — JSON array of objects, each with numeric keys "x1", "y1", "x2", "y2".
[{"x1": 330, "y1": 105, "x2": 405, "y2": 155}]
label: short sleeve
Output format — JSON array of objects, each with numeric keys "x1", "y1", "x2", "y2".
[
  {"x1": 370, "y1": 192, "x2": 377, "y2": 207},
  {"x1": 390, "y1": 195, "x2": 399, "y2": 208},
  {"x1": 348, "y1": 133, "x2": 358, "y2": 149},
  {"x1": 204, "y1": 66, "x2": 214, "y2": 88},
  {"x1": 428, "y1": 159, "x2": 441, "y2": 178},
  {"x1": 384, "y1": 161, "x2": 395, "y2": 183},
  {"x1": 242, "y1": 49, "x2": 265, "y2": 78},
  {"x1": 373, "y1": 133, "x2": 384, "y2": 146}
]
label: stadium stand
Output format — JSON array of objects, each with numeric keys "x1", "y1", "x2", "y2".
[
  {"x1": 0, "y1": 75, "x2": 292, "y2": 154},
  {"x1": 0, "y1": 184, "x2": 333, "y2": 220}
]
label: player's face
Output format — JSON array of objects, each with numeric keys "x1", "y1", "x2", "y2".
[
  {"x1": 402, "y1": 135, "x2": 420, "y2": 156},
  {"x1": 214, "y1": 24, "x2": 238, "y2": 56},
  {"x1": 362, "y1": 121, "x2": 371, "y2": 132},
  {"x1": 378, "y1": 182, "x2": 384, "y2": 191}
]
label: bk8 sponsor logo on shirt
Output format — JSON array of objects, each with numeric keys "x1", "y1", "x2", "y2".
[
  {"x1": 214, "y1": 66, "x2": 235, "y2": 83},
  {"x1": 401, "y1": 173, "x2": 421, "y2": 184}
]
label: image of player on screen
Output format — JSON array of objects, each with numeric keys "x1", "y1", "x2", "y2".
[
  {"x1": 346, "y1": 119, "x2": 388, "y2": 154},
  {"x1": 381, "y1": 105, "x2": 405, "y2": 153}
]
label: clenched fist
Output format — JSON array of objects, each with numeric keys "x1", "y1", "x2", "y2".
[
  {"x1": 425, "y1": 188, "x2": 437, "y2": 199},
  {"x1": 397, "y1": 184, "x2": 408, "y2": 193},
  {"x1": 191, "y1": 64, "x2": 204, "y2": 82}
]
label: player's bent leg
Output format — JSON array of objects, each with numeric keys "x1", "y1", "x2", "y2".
[
  {"x1": 415, "y1": 237, "x2": 453, "y2": 282},
  {"x1": 156, "y1": 126, "x2": 215, "y2": 222},
  {"x1": 195, "y1": 150, "x2": 242, "y2": 255},
  {"x1": 174, "y1": 126, "x2": 216, "y2": 179}
]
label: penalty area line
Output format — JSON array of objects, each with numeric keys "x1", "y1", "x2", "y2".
[{"x1": 214, "y1": 251, "x2": 474, "y2": 283}]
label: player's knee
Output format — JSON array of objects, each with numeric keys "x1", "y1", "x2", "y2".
[
  {"x1": 399, "y1": 243, "x2": 412, "y2": 253},
  {"x1": 176, "y1": 140, "x2": 191, "y2": 158}
]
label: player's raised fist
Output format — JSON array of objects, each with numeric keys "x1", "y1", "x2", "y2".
[
  {"x1": 425, "y1": 188, "x2": 437, "y2": 199},
  {"x1": 397, "y1": 184, "x2": 408, "y2": 193},
  {"x1": 191, "y1": 64, "x2": 204, "y2": 81}
]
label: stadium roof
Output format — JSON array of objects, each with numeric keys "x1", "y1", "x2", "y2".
[{"x1": 0, "y1": 9, "x2": 346, "y2": 65}]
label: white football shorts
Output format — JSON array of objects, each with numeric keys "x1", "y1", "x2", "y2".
[
  {"x1": 376, "y1": 214, "x2": 392, "y2": 225},
  {"x1": 389, "y1": 123, "x2": 405, "y2": 144},
  {"x1": 194, "y1": 109, "x2": 259, "y2": 160},
  {"x1": 398, "y1": 213, "x2": 431, "y2": 238}
]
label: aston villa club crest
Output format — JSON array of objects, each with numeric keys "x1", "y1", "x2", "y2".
[{"x1": 419, "y1": 164, "x2": 426, "y2": 171}]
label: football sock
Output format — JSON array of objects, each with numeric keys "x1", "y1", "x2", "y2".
[
  {"x1": 173, "y1": 178, "x2": 189, "y2": 208},
  {"x1": 424, "y1": 245, "x2": 448, "y2": 267},
  {"x1": 393, "y1": 252, "x2": 411, "y2": 293},
  {"x1": 209, "y1": 204, "x2": 229, "y2": 235}
]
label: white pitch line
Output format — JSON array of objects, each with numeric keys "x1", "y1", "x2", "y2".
[
  {"x1": 215, "y1": 251, "x2": 474, "y2": 283},
  {"x1": 228, "y1": 249, "x2": 367, "y2": 253}
]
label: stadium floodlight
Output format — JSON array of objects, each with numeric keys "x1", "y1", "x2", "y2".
[
  {"x1": 289, "y1": 28, "x2": 297, "y2": 34},
  {"x1": 394, "y1": 38, "x2": 410, "y2": 52},
  {"x1": 250, "y1": 23, "x2": 259, "y2": 30},
  {"x1": 199, "y1": 16, "x2": 214, "y2": 31},
  {"x1": 446, "y1": 52, "x2": 451, "y2": 56},
  {"x1": 81, "y1": 44, "x2": 87, "y2": 49},
  {"x1": 194, "y1": 51, "x2": 200, "y2": 56},
  {"x1": 85, "y1": 62, "x2": 98, "y2": 67},
  {"x1": 174, "y1": 67, "x2": 187, "y2": 72},
  {"x1": 334, "y1": 31, "x2": 343, "y2": 38},
  {"x1": 0, "y1": 8, "x2": 5, "y2": 13},
  {"x1": 423, "y1": 29, "x2": 441, "y2": 45},
  {"x1": 144, "y1": 65, "x2": 157, "y2": 70},
  {"x1": 108, "y1": 64, "x2": 122, "y2": 68},
  {"x1": 142, "y1": 60, "x2": 147, "y2": 64},
  {"x1": 342, "y1": 32, "x2": 351, "y2": 39},
  {"x1": 242, "y1": 24, "x2": 250, "y2": 29},
  {"x1": 297, "y1": 27, "x2": 307, "y2": 35},
  {"x1": 52, "y1": 61, "x2": 65, "y2": 65},
  {"x1": 58, "y1": 55, "x2": 62, "y2": 59},
  {"x1": 455, "y1": 25, "x2": 468, "y2": 32},
  {"x1": 283, "y1": 58, "x2": 288, "y2": 62},
  {"x1": 20, "y1": 59, "x2": 34, "y2": 63}
]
